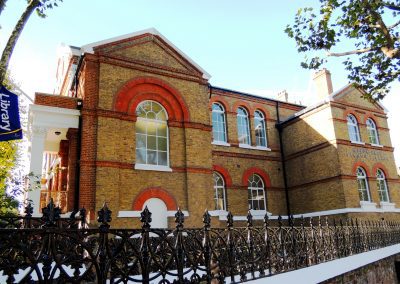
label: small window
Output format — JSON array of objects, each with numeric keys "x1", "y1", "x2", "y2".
[
  {"x1": 356, "y1": 167, "x2": 371, "y2": 202},
  {"x1": 347, "y1": 114, "x2": 361, "y2": 142},
  {"x1": 213, "y1": 172, "x2": 226, "y2": 211},
  {"x1": 376, "y1": 169, "x2": 390, "y2": 202},
  {"x1": 135, "y1": 101, "x2": 169, "y2": 166},
  {"x1": 254, "y1": 110, "x2": 267, "y2": 147},
  {"x1": 248, "y1": 174, "x2": 266, "y2": 210},
  {"x1": 212, "y1": 103, "x2": 227, "y2": 143},
  {"x1": 237, "y1": 107, "x2": 251, "y2": 145},
  {"x1": 366, "y1": 118, "x2": 379, "y2": 145}
]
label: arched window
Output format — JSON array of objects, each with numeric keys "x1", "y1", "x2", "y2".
[
  {"x1": 212, "y1": 103, "x2": 227, "y2": 143},
  {"x1": 248, "y1": 174, "x2": 266, "y2": 210},
  {"x1": 135, "y1": 101, "x2": 169, "y2": 167},
  {"x1": 376, "y1": 169, "x2": 389, "y2": 202},
  {"x1": 237, "y1": 107, "x2": 251, "y2": 145},
  {"x1": 366, "y1": 118, "x2": 379, "y2": 145},
  {"x1": 356, "y1": 167, "x2": 370, "y2": 202},
  {"x1": 254, "y1": 110, "x2": 267, "y2": 147},
  {"x1": 213, "y1": 172, "x2": 226, "y2": 211},
  {"x1": 347, "y1": 114, "x2": 361, "y2": 142}
]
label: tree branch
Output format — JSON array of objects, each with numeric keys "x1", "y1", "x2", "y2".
[
  {"x1": 382, "y1": 2, "x2": 400, "y2": 11},
  {"x1": 388, "y1": 19, "x2": 400, "y2": 29},
  {"x1": 326, "y1": 47, "x2": 377, "y2": 57},
  {"x1": 0, "y1": 0, "x2": 8, "y2": 18}
]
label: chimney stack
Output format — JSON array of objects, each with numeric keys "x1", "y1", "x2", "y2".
[
  {"x1": 277, "y1": 90, "x2": 288, "y2": 102},
  {"x1": 313, "y1": 69, "x2": 333, "y2": 100}
]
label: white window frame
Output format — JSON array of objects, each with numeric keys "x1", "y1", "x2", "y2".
[
  {"x1": 213, "y1": 172, "x2": 227, "y2": 211},
  {"x1": 347, "y1": 114, "x2": 361, "y2": 143},
  {"x1": 237, "y1": 107, "x2": 251, "y2": 146},
  {"x1": 211, "y1": 103, "x2": 228, "y2": 143},
  {"x1": 366, "y1": 118, "x2": 380, "y2": 145},
  {"x1": 135, "y1": 101, "x2": 170, "y2": 170},
  {"x1": 248, "y1": 174, "x2": 266, "y2": 211},
  {"x1": 356, "y1": 167, "x2": 371, "y2": 202},
  {"x1": 254, "y1": 110, "x2": 267, "y2": 147},
  {"x1": 376, "y1": 169, "x2": 390, "y2": 202}
]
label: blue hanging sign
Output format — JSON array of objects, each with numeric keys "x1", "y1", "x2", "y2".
[{"x1": 0, "y1": 85, "x2": 23, "y2": 141}]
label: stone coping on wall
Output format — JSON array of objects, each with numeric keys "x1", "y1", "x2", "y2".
[{"x1": 249, "y1": 243, "x2": 400, "y2": 284}]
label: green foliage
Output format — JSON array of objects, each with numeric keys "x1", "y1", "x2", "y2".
[
  {"x1": 285, "y1": 0, "x2": 400, "y2": 100},
  {"x1": 0, "y1": 141, "x2": 18, "y2": 215}
]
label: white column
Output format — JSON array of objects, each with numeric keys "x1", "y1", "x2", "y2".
[{"x1": 28, "y1": 125, "x2": 47, "y2": 216}]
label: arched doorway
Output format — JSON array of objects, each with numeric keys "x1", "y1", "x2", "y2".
[{"x1": 142, "y1": 198, "x2": 168, "y2": 228}]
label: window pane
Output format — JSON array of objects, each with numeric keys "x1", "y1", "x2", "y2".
[
  {"x1": 136, "y1": 134, "x2": 146, "y2": 149},
  {"x1": 147, "y1": 121, "x2": 157, "y2": 136},
  {"x1": 136, "y1": 120, "x2": 146, "y2": 134},
  {"x1": 147, "y1": 136, "x2": 157, "y2": 150},
  {"x1": 158, "y1": 151, "x2": 168, "y2": 166},
  {"x1": 158, "y1": 137, "x2": 167, "y2": 151},
  {"x1": 136, "y1": 148, "x2": 146, "y2": 164},
  {"x1": 157, "y1": 124, "x2": 167, "y2": 137},
  {"x1": 147, "y1": 150, "x2": 157, "y2": 165}
]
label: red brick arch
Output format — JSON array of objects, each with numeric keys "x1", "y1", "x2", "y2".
[
  {"x1": 212, "y1": 165, "x2": 233, "y2": 187},
  {"x1": 352, "y1": 162, "x2": 371, "y2": 177},
  {"x1": 113, "y1": 77, "x2": 190, "y2": 122},
  {"x1": 132, "y1": 187, "x2": 177, "y2": 210},
  {"x1": 343, "y1": 109, "x2": 362, "y2": 124},
  {"x1": 251, "y1": 104, "x2": 271, "y2": 120},
  {"x1": 209, "y1": 96, "x2": 230, "y2": 112},
  {"x1": 242, "y1": 167, "x2": 271, "y2": 188},
  {"x1": 233, "y1": 101, "x2": 252, "y2": 116},
  {"x1": 372, "y1": 163, "x2": 390, "y2": 178},
  {"x1": 364, "y1": 114, "x2": 379, "y2": 127}
]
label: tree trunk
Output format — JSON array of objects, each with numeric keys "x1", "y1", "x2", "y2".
[
  {"x1": 0, "y1": 0, "x2": 8, "y2": 18},
  {"x1": 0, "y1": 0, "x2": 40, "y2": 84}
]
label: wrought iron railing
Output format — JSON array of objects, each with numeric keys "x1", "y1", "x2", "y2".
[{"x1": 0, "y1": 202, "x2": 400, "y2": 283}]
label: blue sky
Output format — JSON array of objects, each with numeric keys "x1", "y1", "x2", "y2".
[{"x1": 1, "y1": 0, "x2": 399, "y2": 166}]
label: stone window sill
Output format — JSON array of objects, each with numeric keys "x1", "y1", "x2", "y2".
[
  {"x1": 212, "y1": 141, "x2": 230, "y2": 147},
  {"x1": 134, "y1": 164, "x2": 172, "y2": 172},
  {"x1": 351, "y1": 141, "x2": 365, "y2": 145}
]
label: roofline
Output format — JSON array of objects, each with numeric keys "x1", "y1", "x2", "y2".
[
  {"x1": 80, "y1": 28, "x2": 211, "y2": 80},
  {"x1": 210, "y1": 85, "x2": 306, "y2": 108}
]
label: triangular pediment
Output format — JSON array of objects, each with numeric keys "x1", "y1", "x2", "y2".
[
  {"x1": 81, "y1": 29, "x2": 210, "y2": 80},
  {"x1": 331, "y1": 84, "x2": 387, "y2": 113}
]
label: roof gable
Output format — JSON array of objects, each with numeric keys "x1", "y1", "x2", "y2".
[
  {"x1": 81, "y1": 28, "x2": 210, "y2": 80},
  {"x1": 330, "y1": 84, "x2": 387, "y2": 114}
]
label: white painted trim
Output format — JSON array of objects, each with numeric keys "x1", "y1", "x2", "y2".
[
  {"x1": 208, "y1": 210, "x2": 228, "y2": 217},
  {"x1": 237, "y1": 144, "x2": 271, "y2": 151},
  {"x1": 371, "y1": 143, "x2": 384, "y2": 148},
  {"x1": 380, "y1": 202, "x2": 396, "y2": 210},
  {"x1": 360, "y1": 201, "x2": 377, "y2": 210},
  {"x1": 134, "y1": 164, "x2": 172, "y2": 172},
  {"x1": 80, "y1": 28, "x2": 211, "y2": 80},
  {"x1": 251, "y1": 244, "x2": 400, "y2": 284},
  {"x1": 239, "y1": 143, "x2": 253, "y2": 149},
  {"x1": 350, "y1": 140, "x2": 365, "y2": 145},
  {"x1": 30, "y1": 104, "x2": 80, "y2": 116},
  {"x1": 212, "y1": 141, "x2": 231, "y2": 147},
  {"x1": 290, "y1": 206, "x2": 400, "y2": 218},
  {"x1": 118, "y1": 210, "x2": 189, "y2": 218}
]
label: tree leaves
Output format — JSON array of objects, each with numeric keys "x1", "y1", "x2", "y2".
[{"x1": 285, "y1": 0, "x2": 400, "y2": 100}]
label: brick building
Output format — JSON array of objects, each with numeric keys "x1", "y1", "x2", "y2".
[{"x1": 28, "y1": 29, "x2": 400, "y2": 228}]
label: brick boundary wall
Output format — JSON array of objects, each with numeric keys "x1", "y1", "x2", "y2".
[{"x1": 321, "y1": 254, "x2": 400, "y2": 284}]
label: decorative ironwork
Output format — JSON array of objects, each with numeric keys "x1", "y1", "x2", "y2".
[{"x1": 1, "y1": 205, "x2": 400, "y2": 283}]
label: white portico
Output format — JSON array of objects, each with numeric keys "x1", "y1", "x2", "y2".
[{"x1": 28, "y1": 103, "x2": 80, "y2": 216}]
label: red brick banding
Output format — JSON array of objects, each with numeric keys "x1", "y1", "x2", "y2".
[
  {"x1": 35, "y1": 93, "x2": 78, "y2": 109},
  {"x1": 209, "y1": 96, "x2": 231, "y2": 112},
  {"x1": 132, "y1": 187, "x2": 177, "y2": 210}
]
